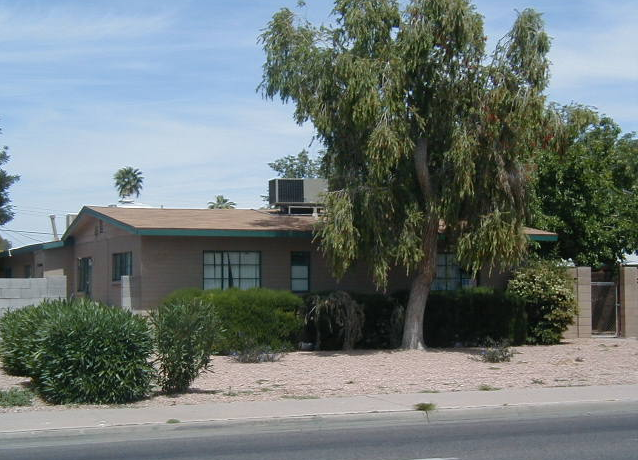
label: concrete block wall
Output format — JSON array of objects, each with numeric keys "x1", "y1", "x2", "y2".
[
  {"x1": 620, "y1": 266, "x2": 638, "y2": 338},
  {"x1": 564, "y1": 267, "x2": 592, "y2": 339},
  {"x1": 0, "y1": 276, "x2": 67, "y2": 316}
]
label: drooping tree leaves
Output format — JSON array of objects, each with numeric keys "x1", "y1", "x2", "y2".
[{"x1": 260, "y1": 0, "x2": 551, "y2": 348}]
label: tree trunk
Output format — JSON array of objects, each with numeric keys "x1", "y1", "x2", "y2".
[
  {"x1": 401, "y1": 215, "x2": 438, "y2": 349},
  {"x1": 401, "y1": 138, "x2": 438, "y2": 350}
]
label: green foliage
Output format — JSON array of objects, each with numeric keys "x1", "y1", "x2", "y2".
[
  {"x1": 304, "y1": 291, "x2": 365, "y2": 350},
  {"x1": 260, "y1": 1, "x2": 552, "y2": 348},
  {"x1": 207, "y1": 195, "x2": 236, "y2": 209},
  {"x1": 0, "y1": 388, "x2": 34, "y2": 407},
  {"x1": 349, "y1": 292, "x2": 404, "y2": 349},
  {"x1": 161, "y1": 287, "x2": 205, "y2": 305},
  {"x1": 162, "y1": 288, "x2": 303, "y2": 353},
  {"x1": 0, "y1": 302, "x2": 60, "y2": 377},
  {"x1": 397, "y1": 288, "x2": 527, "y2": 347},
  {"x1": 113, "y1": 166, "x2": 143, "y2": 200},
  {"x1": 205, "y1": 289, "x2": 303, "y2": 353},
  {"x1": 268, "y1": 149, "x2": 323, "y2": 178},
  {"x1": 150, "y1": 300, "x2": 218, "y2": 394},
  {"x1": 531, "y1": 105, "x2": 638, "y2": 267},
  {"x1": 31, "y1": 299, "x2": 154, "y2": 404},
  {"x1": 480, "y1": 338, "x2": 514, "y2": 363},
  {"x1": 507, "y1": 260, "x2": 577, "y2": 345},
  {"x1": 0, "y1": 126, "x2": 20, "y2": 226}
]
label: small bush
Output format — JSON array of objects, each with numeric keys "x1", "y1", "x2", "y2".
[
  {"x1": 304, "y1": 291, "x2": 365, "y2": 350},
  {"x1": 349, "y1": 293, "x2": 404, "y2": 349},
  {"x1": 507, "y1": 260, "x2": 577, "y2": 345},
  {"x1": 480, "y1": 338, "x2": 514, "y2": 363},
  {"x1": 0, "y1": 388, "x2": 34, "y2": 407},
  {"x1": 150, "y1": 299, "x2": 218, "y2": 394},
  {"x1": 32, "y1": 299, "x2": 154, "y2": 404},
  {"x1": 232, "y1": 345, "x2": 285, "y2": 363},
  {"x1": 0, "y1": 302, "x2": 60, "y2": 377},
  {"x1": 202, "y1": 288, "x2": 303, "y2": 354}
]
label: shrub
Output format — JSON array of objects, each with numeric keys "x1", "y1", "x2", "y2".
[
  {"x1": 0, "y1": 388, "x2": 34, "y2": 407},
  {"x1": 507, "y1": 260, "x2": 577, "y2": 345},
  {"x1": 150, "y1": 299, "x2": 218, "y2": 394},
  {"x1": 480, "y1": 338, "x2": 514, "y2": 363},
  {"x1": 161, "y1": 287, "x2": 205, "y2": 306},
  {"x1": 350, "y1": 293, "x2": 404, "y2": 349},
  {"x1": 304, "y1": 291, "x2": 365, "y2": 350},
  {"x1": 0, "y1": 301, "x2": 62, "y2": 377},
  {"x1": 232, "y1": 345, "x2": 285, "y2": 363},
  {"x1": 32, "y1": 299, "x2": 154, "y2": 404},
  {"x1": 202, "y1": 288, "x2": 303, "y2": 353}
]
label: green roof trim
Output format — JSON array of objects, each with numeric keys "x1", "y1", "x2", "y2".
[
  {"x1": 138, "y1": 228, "x2": 313, "y2": 238},
  {"x1": 0, "y1": 238, "x2": 73, "y2": 258},
  {"x1": 528, "y1": 234, "x2": 558, "y2": 242}
]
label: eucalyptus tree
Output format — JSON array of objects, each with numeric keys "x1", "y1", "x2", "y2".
[
  {"x1": 114, "y1": 167, "x2": 144, "y2": 200},
  {"x1": 269, "y1": 149, "x2": 322, "y2": 178},
  {"x1": 261, "y1": 0, "x2": 552, "y2": 348},
  {"x1": 208, "y1": 195, "x2": 236, "y2": 209}
]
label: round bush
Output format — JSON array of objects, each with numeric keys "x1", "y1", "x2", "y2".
[
  {"x1": 507, "y1": 260, "x2": 577, "y2": 345},
  {"x1": 32, "y1": 299, "x2": 154, "y2": 404},
  {"x1": 0, "y1": 301, "x2": 61, "y2": 377},
  {"x1": 150, "y1": 299, "x2": 218, "y2": 394}
]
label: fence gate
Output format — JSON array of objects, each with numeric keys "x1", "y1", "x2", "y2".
[{"x1": 591, "y1": 281, "x2": 618, "y2": 336}]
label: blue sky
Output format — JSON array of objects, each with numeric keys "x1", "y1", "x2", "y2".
[{"x1": 0, "y1": 0, "x2": 636, "y2": 247}]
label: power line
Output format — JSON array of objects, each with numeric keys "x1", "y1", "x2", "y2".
[{"x1": 0, "y1": 228, "x2": 54, "y2": 235}]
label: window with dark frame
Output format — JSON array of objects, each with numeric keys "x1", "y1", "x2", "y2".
[
  {"x1": 291, "y1": 252, "x2": 310, "y2": 292},
  {"x1": 203, "y1": 251, "x2": 260, "y2": 290},
  {"x1": 432, "y1": 253, "x2": 473, "y2": 291},
  {"x1": 112, "y1": 252, "x2": 132, "y2": 282},
  {"x1": 77, "y1": 257, "x2": 92, "y2": 292},
  {"x1": 24, "y1": 265, "x2": 32, "y2": 278}
]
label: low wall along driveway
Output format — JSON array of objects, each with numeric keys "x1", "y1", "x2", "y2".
[{"x1": 0, "y1": 276, "x2": 66, "y2": 316}]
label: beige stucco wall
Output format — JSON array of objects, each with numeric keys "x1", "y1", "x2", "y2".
[
  {"x1": 620, "y1": 266, "x2": 638, "y2": 338},
  {"x1": 137, "y1": 236, "x2": 412, "y2": 310}
]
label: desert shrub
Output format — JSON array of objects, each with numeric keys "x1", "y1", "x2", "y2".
[
  {"x1": 480, "y1": 338, "x2": 514, "y2": 363},
  {"x1": 232, "y1": 345, "x2": 285, "y2": 363},
  {"x1": 32, "y1": 299, "x2": 154, "y2": 404},
  {"x1": 0, "y1": 301, "x2": 63, "y2": 377},
  {"x1": 150, "y1": 299, "x2": 218, "y2": 394},
  {"x1": 304, "y1": 291, "x2": 365, "y2": 350},
  {"x1": 507, "y1": 260, "x2": 577, "y2": 345},
  {"x1": 202, "y1": 288, "x2": 303, "y2": 353},
  {"x1": 161, "y1": 287, "x2": 205, "y2": 306},
  {"x1": 0, "y1": 388, "x2": 34, "y2": 407}
]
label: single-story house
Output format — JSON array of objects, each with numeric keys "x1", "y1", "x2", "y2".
[{"x1": 0, "y1": 204, "x2": 557, "y2": 311}]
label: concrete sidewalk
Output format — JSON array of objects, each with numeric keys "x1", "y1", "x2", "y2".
[{"x1": 1, "y1": 384, "x2": 637, "y2": 434}]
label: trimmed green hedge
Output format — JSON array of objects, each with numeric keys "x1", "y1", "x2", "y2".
[{"x1": 162, "y1": 288, "x2": 303, "y2": 353}]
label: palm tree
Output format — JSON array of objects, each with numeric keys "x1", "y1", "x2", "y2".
[
  {"x1": 114, "y1": 167, "x2": 144, "y2": 200},
  {"x1": 208, "y1": 195, "x2": 236, "y2": 209}
]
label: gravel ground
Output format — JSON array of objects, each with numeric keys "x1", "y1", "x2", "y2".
[{"x1": 2, "y1": 338, "x2": 637, "y2": 413}]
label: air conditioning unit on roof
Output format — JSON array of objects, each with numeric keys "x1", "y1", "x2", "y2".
[{"x1": 268, "y1": 178, "x2": 327, "y2": 207}]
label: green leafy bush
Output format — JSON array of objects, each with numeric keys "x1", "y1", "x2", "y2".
[
  {"x1": 0, "y1": 388, "x2": 34, "y2": 407},
  {"x1": 0, "y1": 301, "x2": 61, "y2": 377},
  {"x1": 150, "y1": 299, "x2": 218, "y2": 394},
  {"x1": 32, "y1": 299, "x2": 154, "y2": 404},
  {"x1": 161, "y1": 287, "x2": 205, "y2": 306},
  {"x1": 507, "y1": 260, "x2": 577, "y2": 345},
  {"x1": 203, "y1": 288, "x2": 303, "y2": 353},
  {"x1": 349, "y1": 293, "x2": 404, "y2": 349}
]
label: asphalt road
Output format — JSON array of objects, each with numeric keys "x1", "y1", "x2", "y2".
[{"x1": 1, "y1": 410, "x2": 637, "y2": 460}]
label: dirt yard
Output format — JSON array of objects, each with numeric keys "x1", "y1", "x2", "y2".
[{"x1": 2, "y1": 338, "x2": 637, "y2": 412}]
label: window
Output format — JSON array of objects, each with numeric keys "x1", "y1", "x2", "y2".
[
  {"x1": 291, "y1": 252, "x2": 310, "y2": 292},
  {"x1": 78, "y1": 257, "x2": 92, "y2": 292},
  {"x1": 24, "y1": 265, "x2": 32, "y2": 278},
  {"x1": 112, "y1": 252, "x2": 132, "y2": 281},
  {"x1": 432, "y1": 253, "x2": 473, "y2": 291},
  {"x1": 203, "y1": 251, "x2": 260, "y2": 290}
]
